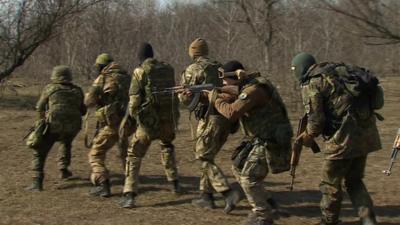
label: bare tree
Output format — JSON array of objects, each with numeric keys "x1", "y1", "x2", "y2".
[
  {"x1": 321, "y1": 0, "x2": 400, "y2": 45},
  {"x1": 238, "y1": 0, "x2": 281, "y2": 73},
  {"x1": 0, "y1": 0, "x2": 102, "y2": 81}
]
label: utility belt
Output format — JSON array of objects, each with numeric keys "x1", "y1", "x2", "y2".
[{"x1": 231, "y1": 138, "x2": 266, "y2": 170}]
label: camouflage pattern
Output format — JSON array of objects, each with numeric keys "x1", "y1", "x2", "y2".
[
  {"x1": 320, "y1": 157, "x2": 375, "y2": 224},
  {"x1": 300, "y1": 64, "x2": 382, "y2": 224},
  {"x1": 301, "y1": 67, "x2": 382, "y2": 160},
  {"x1": 179, "y1": 56, "x2": 231, "y2": 194},
  {"x1": 232, "y1": 143, "x2": 272, "y2": 220},
  {"x1": 32, "y1": 66, "x2": 85, "y2": 179},
  {"x1": 123, "y1": 58, "x2": 179, "y2": 194},
  {"x1": 86, "y1": 62, "x2": 131, "y2": 185},
  {"x1": 213, "y1": 75, "x2": 292, "y2": 220}
]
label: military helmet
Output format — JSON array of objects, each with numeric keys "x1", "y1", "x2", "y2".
[
  {"x1": 51, "y1": 65, "x2": 72, "y2": 83},
  {"x1": 95, "y1": 53, "x2": 113, "y2": 66},
  {"x1": 189, "y1": 38, "x2": 208, "y2": 59},
  {"x1": 291, "y1": 52, "x2": 316, "y2": 82}
]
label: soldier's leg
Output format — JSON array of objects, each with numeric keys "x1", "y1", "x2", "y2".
[
  {"x1": 320, "y1": 159, "x2": 351, "y2": 225},
  {"x1": 57, "y1": 135, "x2": 76, "y2": 179},
  {"x1": 121, "y1": 127, "x2": 151, "y2": 208},
  {"x1": 236, "y1": 145, "x2": 273, "y2": 224},
  {"x1": 88, "y1": 126, "x2": 118, "y2": 197},
  {"x1": 344, "y1": 156, "x2": 377, "y2": 225},
  {"x1": 159, "y1": 122, "x2": 178, "y2": 184},
  {"x1": 28, "y1": 133, "x2": 57, "y2": 191}
]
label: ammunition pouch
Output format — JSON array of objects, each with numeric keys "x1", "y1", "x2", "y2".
[
  {"x1": 95, "y1": 103, "x2": 123, "y2": 127},
  {"x1": 231, "y1": 140, "x2": 254, "y2": 170},
  {"x1": 26, "y1": 119, "x2": 49, "y2": 148}
]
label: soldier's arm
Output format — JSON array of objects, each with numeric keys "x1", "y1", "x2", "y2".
[
  {"x1": 35, "y1": 85, "x2": 51, "y2": 119},
  {"x1": 78, "y1": 86, "x2": 87, "y2": 115},
  {"x1": 214, "y1": 85, "x2": 269, "y2": 122},
  {"x1": 128, "y1": 68, "x2": 145, "y2": 117},
  {"x1": 85, "y1": 76, "x2": 104, "y2": 107},
  {"x1": 303, "y1": 78, "x2": 327, "y2": 136}
]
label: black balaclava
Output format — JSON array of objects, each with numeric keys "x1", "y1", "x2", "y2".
[{"x1": 138, "y1": 42, "x2": 154, "y2": 64}]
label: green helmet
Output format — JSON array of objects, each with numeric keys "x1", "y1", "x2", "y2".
[
  {"x1": 51, "y1": 65, "x2": 72, "y2": 83},
  {"x1": 95, "y1": 53, "x2": 113, "y2": 66},
  {"x1": 291, "y1": 52, "x2": 316, "y2": 82}
]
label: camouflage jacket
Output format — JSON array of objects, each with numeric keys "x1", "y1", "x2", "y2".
[
  {"x1": 85, "y1": 63, "x2": 130, "y2": 126},
  {"x1": 36, "y1": 82, "x2": 86, "y2": 135},
  {"x1": 178, "y1": 56, "x2": 222, "y2": 107},
  {"x1": 214, "y1": 75, "x2": 292, "y2": 173},
  {"x1": 301, "y1": 65, "x2": 382, "y2": 159},
  {"x1": 129, "y1": 58, "x2": 179, "y2": 137}
]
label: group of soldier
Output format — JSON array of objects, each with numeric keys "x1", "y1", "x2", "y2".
[{"x1": 25, "y1": 37, "x2": 388, "y2": 225}]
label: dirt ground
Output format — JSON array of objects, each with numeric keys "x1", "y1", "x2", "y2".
[{"x1": 0, "y1": 76, "x2": 399, "y2": 225}]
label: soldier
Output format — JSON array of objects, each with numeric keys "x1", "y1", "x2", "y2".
[
  {"x1": 119, "y1": 43, "x2": 181, "y2": 208},
  {"x1": 179, "y1": 38, "x2": 241, "y2": 212},
  {"x1": 291, "y1": 52, "x2": 384, "y2": 225},
  {"x1": 85, "y1": 53, "x2": 131, "y2": 197},
  {"x1": 210, "y1": 60, "x2": 293, "y2": 225},
  {"x1": 26, "y1": 65, "x2": 86, "y2": 191}
]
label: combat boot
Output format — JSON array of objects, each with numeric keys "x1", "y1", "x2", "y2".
[
  {"x1": 191, "y1": 193, "x2": 216, "y2": 209},
  {"x1": 60, "y1": 169, "x2": 73, "y2": 179},
  {"x1": 119, "y1": 192, "x2": 136, "y2": 208},
  {"x1": 89, "y1": 180, "x2": 111, "y2": 197},
  {"x1": 170, "y1": 179, "x2": 183, "y2": 194},
  {"x1": 242, "y1": 212, "x2": 274, "y2": 225},
  {"x1": 221, "y1": 187, "x2": 244, "y2": 214},
  {"x1": 25, "y1": 177, "x2": 43, "y2": 191}
]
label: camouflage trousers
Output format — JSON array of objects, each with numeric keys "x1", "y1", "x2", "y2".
[
  {"x1": 195, "y1": 116, "x2": 231, "y2": 193},
  {"x1": 88, "y1": 125, "x2": 128, "y2": 185},
  {"x1": 232, "y1": 143, "x2": 273, "y2": 220},
  {"x1": 320, "y1": 156, "x2": 375, "y2": 224},
  {"x1": 31, "y1": 132, "x2": 77, "y2": 179},
  {"x1": 123, "y1": 123, "x2": 178, "y2": 193}
]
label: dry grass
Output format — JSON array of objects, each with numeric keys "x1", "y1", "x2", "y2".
[{"x1": 0, "y1": 77, "x2": 399, "y2": 225}]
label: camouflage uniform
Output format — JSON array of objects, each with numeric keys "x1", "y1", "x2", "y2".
[
  {"x1": 122, "y1": 58, "x2": 180, "y2": 195},
  {"x1": 214, "y1": 75, "x2": 292, "y2": 223},
  {"x1": 180, "y1": 56, "x2": 232, "y2": 195},
  {"x1": 85, "y1": 54, "x2": 131, "y2": 191},
  {"x1": 295, "y1": 53, "x2": 382, "y2": 225},
  {"x1": 28, "y1": 65, "x2": 86, "y2": 190}
]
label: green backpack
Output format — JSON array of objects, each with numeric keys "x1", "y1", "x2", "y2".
[{"x1": 138, "y1": 58, "x2": 178, "y2": 138}]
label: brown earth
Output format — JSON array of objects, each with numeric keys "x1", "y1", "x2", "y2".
[{"x1": 0, "y1": 77, "x2": 399, "y2": 225}]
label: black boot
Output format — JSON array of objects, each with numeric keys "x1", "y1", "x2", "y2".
[
  {"x1": 191, "y1": 193, "x2": 215, "y2": 209},
  {"x1": 222, "y1": 188, "x2": 243, "y2": 214},
  {"x1": 242, "y1": 212, "x2": 274, "y2": 225},
  {"x1": 60, "y1": 169, "x2": 73, "y2": 179},
  {"x1": 89, "y1": 180, "x2": 111, "y2": 197},
  {"x1": 119, "y1": 192, "x2": 136, "y2": 208},
  {"x1": 170, "y1": 180, "x2": 183, "y2": 194},
  {"x1": 26, "y1": 177, "x2": 43, "y2": 191}
]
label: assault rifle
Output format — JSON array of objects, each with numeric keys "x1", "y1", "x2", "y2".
[
  {"x1": 152, "y1": 84, "x2": 240, "y2": 112},
  {"x1": 382, "y1": 128, "x2": 400, "y2": 176},
  {"x1": 218, "y1": 68, "x2": 260, "y2": 79},
  {"x1": 289, "y1": 114, "x2": 321, "y2": 191}
]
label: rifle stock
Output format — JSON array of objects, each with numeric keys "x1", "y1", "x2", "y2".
[{"x1": 289, "y1": 114, "x2": 320, "y2": 191}]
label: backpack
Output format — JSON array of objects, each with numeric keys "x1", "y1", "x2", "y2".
[
  {"x1": 138, "y1": 58, "x2": 178, "y2": 137},
  {"x1": 307, "y1": 62, "x2": 384, "y2": 136}
]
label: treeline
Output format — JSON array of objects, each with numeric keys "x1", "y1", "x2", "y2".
[{"x1": 14, "y1": 0, "x2": 400, "y2": 109}]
